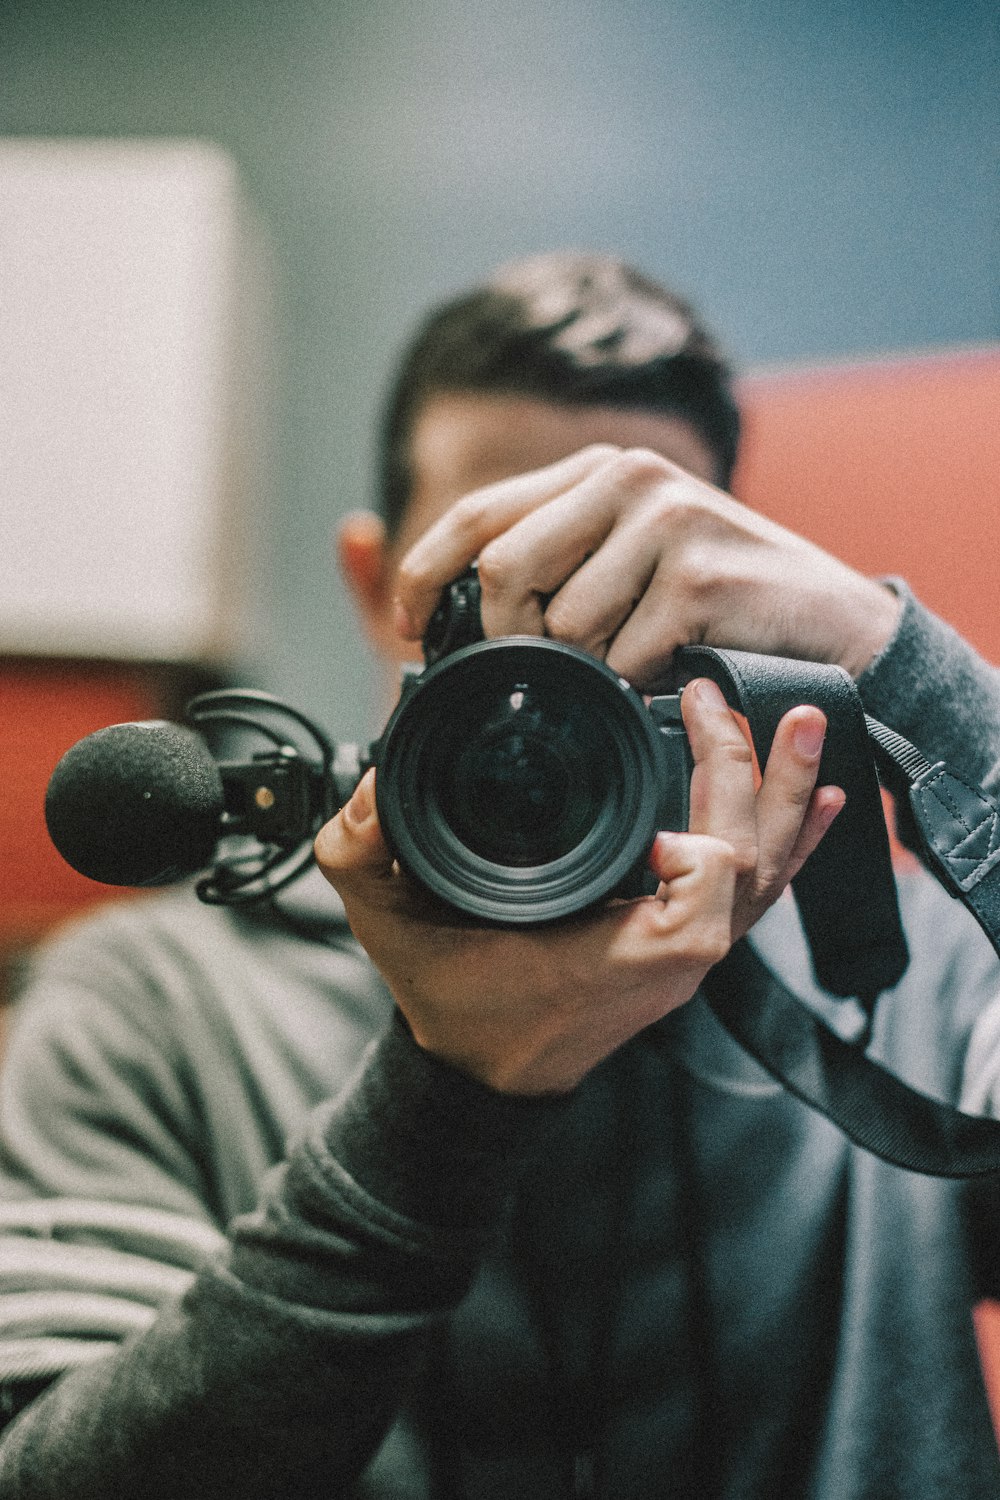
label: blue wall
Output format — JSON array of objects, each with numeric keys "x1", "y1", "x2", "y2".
[{"x1": 3, "y1": 0, "x2": 997, "y2": 736}]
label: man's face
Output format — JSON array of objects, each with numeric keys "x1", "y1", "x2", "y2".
[
  {"x1": 339, "y1": 390, "x2": 719, "y2": 690},
  {"x1": 399, "y1": 391, "x2": 719, "y2": 561}
]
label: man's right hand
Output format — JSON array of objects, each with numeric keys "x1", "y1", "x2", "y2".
[{"x1": 391, "y1": 446, "x2": 901, "y2": 688}]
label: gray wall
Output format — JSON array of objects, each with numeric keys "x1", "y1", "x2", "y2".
[{"x1": 3, "y1": 0, "x2": 998, "y2": 740}]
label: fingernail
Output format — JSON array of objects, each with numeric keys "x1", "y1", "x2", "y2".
[
  {"x1": 647, "y1": 830, "x2": 674, "y2": 868},
  {"x1": 688, "y1": 678, "x2": 727, "y2": 710},
  {"x1": 343, "y1": 771, "x2": 375, "y2": 827},
  {"x1": 820, "y1": 789, "x2": 846, "y2": 827},
  {"x1": 392, "y1": 599, "x2": 413, "y2": 639},
  {"x1": 793, "y1": 716, "x2": 826, "y2": 759}
]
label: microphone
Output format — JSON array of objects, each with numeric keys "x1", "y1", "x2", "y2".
[
  {"x1": 45, "y1": 722, "x2": 225, "y2": 887},
  {"x1": 44, "y1": 692, "x2": 352, "y2": 902}
]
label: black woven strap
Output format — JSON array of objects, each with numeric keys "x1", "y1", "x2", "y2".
[
  {"x1": 674, "y1": 647, "x2": 908, "y2": 1006},
  {"x1": 701, "y1": 942, "x2": 1000, "y2": 1178},
  {"x1": 668, "y1": 646, "x2": 1000, "y2": 1178}
]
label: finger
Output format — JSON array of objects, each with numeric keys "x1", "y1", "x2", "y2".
[
  {"x1": 728, "y1": 782, "x2": 845, "y2": 942},
  {"x1": 477, "y1": 486, "x2": 619, "y2": 638},
  {"x1": 475, "y1": 453, "x2": 663, "y2": 639},
  {"x1": 778, "y1": 783, "x2": 845, "y2": 884},
  {"x1": 750, "y1": 706, "x2": 828, "y2": 888},
  {"x1": 313, "y1": 770, "x2": 396, "y2": 894},
  {"x1": 603, "y1": 566, "x2": 685, "y2": 685},
  {"x1": 537, "y1": 517, "x2": 660, "y2": 659},
  {"x1": 647, "y1": 828, "x2": 737, "y2": 897},
  {"x1": 625, "y1": 830, "x2": 736, "y2": 963},
  {"x1": 681, "y1": 679, "x2": 758, "y2": 871},
  {"x1": 394, "y1": 445, "x2": 620, "y2": 638}
]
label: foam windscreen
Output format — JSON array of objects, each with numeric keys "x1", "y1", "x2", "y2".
[{"x1": 44, "y1": 721, "x2": 224, "y2": 887}]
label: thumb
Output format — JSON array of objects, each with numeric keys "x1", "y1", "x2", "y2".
[{"x1": 314, "y1": 769, "x2": 396, "y2": 890}]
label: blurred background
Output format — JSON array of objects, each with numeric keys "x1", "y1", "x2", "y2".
[
  {"x1": 1, "y1": 0, "x2": 998, "y2": 967},
  {"x1": 3, "y1": 0, "x2": 997, "y2": 734}
]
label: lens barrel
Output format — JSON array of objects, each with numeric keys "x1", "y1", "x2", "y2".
[{"x1": 374, "y1": 638, "x2": 672, "y2": 924}]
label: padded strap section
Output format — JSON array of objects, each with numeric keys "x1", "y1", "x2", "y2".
[
  {"x1": 867, "y1": 728, "x2": 1000, "y2": 971},
  {"x1": 912, "y1": 762, "x2": 1000, "y2": 882},
  {"x1": 674, "y1": 646, "x2": 909, "y2": 1004}
]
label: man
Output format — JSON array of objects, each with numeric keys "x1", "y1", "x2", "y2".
[{"x1": 2, "y1": 252, "x2": 1000, "y2": 1498}]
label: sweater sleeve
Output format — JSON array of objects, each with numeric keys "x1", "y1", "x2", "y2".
[
  {"x1": 857, "y1": 581, "x2": 1000, "y2": 800},
  {"x1": 0, "y1": 994, "x2": 570, "y2": 1498},
  {"x1": 854, "y1": 585, "x2": 1000, "y2": 1129}
]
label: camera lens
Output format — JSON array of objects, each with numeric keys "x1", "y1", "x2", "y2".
[
  {"x1": 375, "y1": 639, "x2": 670, "y2": 924},
  {"x1": 435, "y1": 686, "x2": 601, "y2": 866}
]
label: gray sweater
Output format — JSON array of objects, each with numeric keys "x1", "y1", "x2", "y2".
[{"x1": 2, "y1": 588, "x2": 1000, "y2": 1499}]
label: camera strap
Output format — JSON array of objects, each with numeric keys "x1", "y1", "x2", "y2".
[{"x1": 670, "y1": 645, "x2": 1000, "y2": 1178}]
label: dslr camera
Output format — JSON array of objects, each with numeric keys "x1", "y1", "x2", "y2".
[
  {"x1": 372, "y1": 570, "x2": 692, "y2": 924},
  {"x1": 45, "y1": 566, "x2": 902, "y2": 999}
]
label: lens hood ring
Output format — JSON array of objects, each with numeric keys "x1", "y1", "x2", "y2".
[{"x1": 375, "y1": 638, "x2": 668, "y2": 924}]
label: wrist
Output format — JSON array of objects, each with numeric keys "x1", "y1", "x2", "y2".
[
  {"x1": 836, "y1": 575, "x2": 903, "y2": 678},
  {"x1": 321, "y1": 1011, "x2": 573, "y2": 1238},
  {"x1": 406, "y1": 1011, "x2": 589, "y2": 1097}
]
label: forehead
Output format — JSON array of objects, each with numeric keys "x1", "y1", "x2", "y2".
[{"x1": 400, "y1": 391, "x2": 717, "y2": 554}]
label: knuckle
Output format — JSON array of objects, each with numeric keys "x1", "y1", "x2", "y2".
[
  {"x1": 687, "y1": 836, "x2": 745, "y2": 892},
  {"x1": 686, "y1": 918, "x2": 732, "y2": 966},
  {"x1": 313, "y1": 817, "x2": 348, "y2": 875},
  {"x1": 703, "y1": 837, "x2": 739, "y2": 876},
  {"x1": 582, "y1": 442, "x2": 622, "y2": 466},
  {"x1": 670, "y1": 536, "x2": 724, "y2": 601},
  {"x1": 541, "y1": 592, "x2": 586, "y2": 644},
  {"x1": 711, "y1": 739, "x2": 755, "y2": 772},
  {"x1": 312, "y1": 822, "x2": 336, "y2": 865},
  {"x1": 393, "y1": 554, "x2": 425, "y2": 597},
  {"x1": 730, "y1": 840, "x2": 758, "y2": 876},
  {"x1": 781, "y1": 781, "x2": 816, "y2": 816},
  {"x1": 475, "y1": 539, "x2": 517, "y2": 595},
  {"x1": 608, "y1": 447, "x2": 673, "y2": 493},
  {"x1": 449, "y1": 490, "x2": 490, "y2": 540},
  {"x1": 751, "y1": 859, "x2": 783, "y2": 896}
]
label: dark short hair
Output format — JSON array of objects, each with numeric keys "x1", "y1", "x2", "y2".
[{"x1": 377, "y1": 251, "x2": 741, "y2": 540}]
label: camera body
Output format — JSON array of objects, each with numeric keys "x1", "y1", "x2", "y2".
[{"x1": 371, "y1": 571, "x2": 692, "y2": 924}]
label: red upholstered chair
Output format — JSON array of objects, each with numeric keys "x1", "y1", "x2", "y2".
[{"x1": 734, "y1": 345, "x2": 1000, "y2": 1438}]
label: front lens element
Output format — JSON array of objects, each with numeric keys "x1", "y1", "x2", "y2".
[{"x1": 435, "y1": 687, "x2": 601, "y2": 866}]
